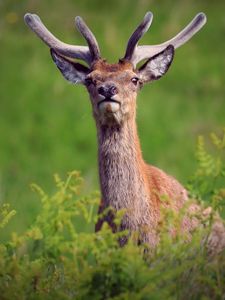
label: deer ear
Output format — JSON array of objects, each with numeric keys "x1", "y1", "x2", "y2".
[
  {"x1": 137, "y1": 45, "x2": 174, "y2": 83},
  {"x1": 50, "y1": 49, "x2": 90, "y2": 84}
]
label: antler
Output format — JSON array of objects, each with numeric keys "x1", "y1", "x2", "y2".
[
  {"x1": 24, "y1": 13, "x2": 100, "y2": 66},
  {"x1": 123, "y1": 12, "x2": 153, "y2": 61},
  {"x1": 123, "y1": 12, "x2": 207, "y2": 67}
]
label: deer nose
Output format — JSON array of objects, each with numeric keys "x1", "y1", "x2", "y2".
[{"x1": 98, "y1": 85, "x2": 118, "y2": 98}]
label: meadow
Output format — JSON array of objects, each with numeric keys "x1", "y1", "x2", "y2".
[{"x1": 0, "y1": 0, "x2": 225, "y2": 237}]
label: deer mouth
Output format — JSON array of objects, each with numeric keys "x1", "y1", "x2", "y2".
[{"x1": 98, "y1": 98, "x2": 121, "y2": 113}]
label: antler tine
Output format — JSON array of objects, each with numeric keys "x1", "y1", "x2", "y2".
[
  {"x1": 75, "y1": 16, "x2": 101, "y2": 62},
  {"x1": 123, "y1": 12, "x2": 153, "y2": 61},
  {"x1": 131, "y1": 12, "x2": 207, "y2": 67},
  {"x1": 24, "y1": 13, "x2": 92, "y2": 65}
]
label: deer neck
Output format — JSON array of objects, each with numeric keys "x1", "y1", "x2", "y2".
[{"x1": 96, "y1": 118, "x2": 150, "y2": 213}]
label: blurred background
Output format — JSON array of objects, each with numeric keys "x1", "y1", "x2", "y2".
[{"x1": 0, "y1": 0, "x2": 224, "y2": 237}]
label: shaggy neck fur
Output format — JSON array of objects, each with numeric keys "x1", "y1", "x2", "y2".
[{"x1": 96, "y1": 119, "x2": 158, "y2": 235}]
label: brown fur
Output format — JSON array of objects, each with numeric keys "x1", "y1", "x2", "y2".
[
  {"x1": 92, "y1": 59, "x2": 133, "y2": 73},
  {"x1": 94, "y1": 117, "x2": 189, "y2": 246},
  {"x1": 88, "y1": 60, "x2": 189, "y2": 246},
  {"x1": 87, "y1": 61, "x2": 225, "y2": 253}
]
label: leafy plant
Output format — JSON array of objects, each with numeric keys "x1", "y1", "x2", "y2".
[
  {"x1": 188, "y1": 129, "x2": 225, "y2": 214},
  {"x1": 0, "y1": 132, "x2": 225, "y2": 299}
]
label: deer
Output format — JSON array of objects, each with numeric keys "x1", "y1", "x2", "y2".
[{"x1": 24, "y1": 12, "x2": 225, "y2": 253}]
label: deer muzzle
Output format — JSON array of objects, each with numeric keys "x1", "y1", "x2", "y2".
[
  {"x1": 98, "y1": 96, "x2": 121, "y2": 114},
  {"x1": 97, "y1": 84, "x2": 121, "y2": 113}
]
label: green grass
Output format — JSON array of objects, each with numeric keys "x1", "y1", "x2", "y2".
[{"x1": 0, "y1": 0, "x2": 225, "y2": 235}]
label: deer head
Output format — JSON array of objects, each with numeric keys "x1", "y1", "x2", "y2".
[{"x1": 24, "y1": 12, "x2": 206, "y2": 127}]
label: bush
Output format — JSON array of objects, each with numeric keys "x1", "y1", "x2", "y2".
[{"x1": 0, "y1": 130, "x2": 225, "y2": 300}]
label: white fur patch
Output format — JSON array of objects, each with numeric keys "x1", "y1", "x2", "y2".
[
  {"x1": 148, "y1": 52, "x2": 173, "y2": 77},
  {"x1": 138, "y1": 46, "x2": 174, "y2": 82}
]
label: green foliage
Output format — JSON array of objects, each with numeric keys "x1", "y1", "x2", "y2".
[
  {"x1": 188, "y1": 129, "x2": 225, "y2": 215},
  {"x1": 0, "y1": 133, "x2": 225, "y2": 299},
  {"x1": 0, "y1": 204, "x2": 16, "y2": 230}
]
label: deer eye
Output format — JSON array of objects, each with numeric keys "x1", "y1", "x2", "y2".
[
  {"x1": 131, "y1": 77, "x2": 139, "y2": 85},
  {"x1": 85, "y1": 77, "x2": 94, "y2": 86}
]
